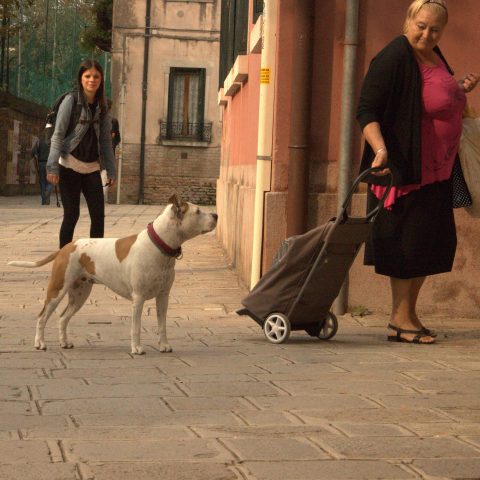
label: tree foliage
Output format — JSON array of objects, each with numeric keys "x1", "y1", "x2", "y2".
[
  {"x1": 82, "y1": 0, "x2": 112, "y2": 52},
  {"x1": 0, "y1": 0, "x2": 111, "y2": 105}
]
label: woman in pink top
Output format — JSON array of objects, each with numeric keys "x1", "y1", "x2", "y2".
[{"x1": 356, "y1": 0, "x2": 479, "y2": 344}]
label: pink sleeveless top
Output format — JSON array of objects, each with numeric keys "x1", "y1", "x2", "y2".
[{"x1": 372, "y1": 60, "x2": 466, "y2": 208}]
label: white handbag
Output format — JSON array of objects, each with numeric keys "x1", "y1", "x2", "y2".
[{"x1": 458, "y1": 115, "x2": 480, "y2": 217}]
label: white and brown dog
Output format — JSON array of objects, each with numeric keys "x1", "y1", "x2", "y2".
[{"x1": 8, "y1": 195, "x2": 217, "y2": 354}]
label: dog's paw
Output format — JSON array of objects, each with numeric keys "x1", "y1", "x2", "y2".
[
  {"x1": 60, "y1": 341, "x2": 74, "y2": 349},
  {"x1": 158, "y1": 343, "x2": 172, "y2": 353},
  {"x1": 131, "y1": 345, "x2": 146, "y2": 355},
  {"x1": 34, "y1": 340, "x2": 47, "y2": 351}
]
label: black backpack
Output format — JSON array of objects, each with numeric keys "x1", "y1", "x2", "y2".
[{"x1": 44, "y1": 90, "x2": 83, "y2": 144}]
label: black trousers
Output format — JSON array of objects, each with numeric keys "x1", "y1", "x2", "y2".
[{"x1": 58, "y1": 165, "x2": 105, "y2": 248}]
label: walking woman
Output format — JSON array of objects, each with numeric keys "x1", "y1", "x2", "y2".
[
  {"x1": 357, "y1": 0, "x2": 479, "y2": 344},
  {"x1": 46, "y1": 59, "x2": 116, "y2": 248}
]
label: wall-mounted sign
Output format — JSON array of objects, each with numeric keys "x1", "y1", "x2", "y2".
[{"x1": 260, "y1": 68, "x2": 270, "y2": 84}]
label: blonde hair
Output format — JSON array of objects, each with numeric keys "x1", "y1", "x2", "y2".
[{"x1": 403, "y1": 0, "x2": 448, "y2": 34}]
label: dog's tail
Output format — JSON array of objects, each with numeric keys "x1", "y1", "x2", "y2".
[{"x1": 7, "y1": 251, "x2": 59, "y2": 268}]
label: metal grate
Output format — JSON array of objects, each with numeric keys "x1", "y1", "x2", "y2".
[{"x1": 160, "y1": 121, "x2": 212, "y2": 143}]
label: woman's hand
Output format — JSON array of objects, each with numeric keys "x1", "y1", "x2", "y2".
[
  {"x1": 371, "y1": 147, "x2": 390, "y2": 176},
  {"x1": 459, "y1": 73, "x2": 480, "y2": 93},
  {"x1": 47, "y1": 173, "x2": 59, "y2": 185},
  {"x1": 362, "y1": 123, "x2": 391, "y2": 176},
  {"x1": 104, "y1": 178, "x2": 116, "y2": 188}
]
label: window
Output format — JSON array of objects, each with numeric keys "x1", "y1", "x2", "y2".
[
  {"x1": 162, "y1": 67, "x2": 211, "y2": 143},
  {"x1": 166, "y1": 0, "x2": 214, "y2": 3},
  {"x1": 253, "y1": 0, "x2": 263, "y2": 23},
  {"x1": 219, "y1": 0, "x2": 248, "y2": 87}
]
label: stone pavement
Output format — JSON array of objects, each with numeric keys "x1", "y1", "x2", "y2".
[{"x1": 1, "y1": 196, "x2": 480, "y2": 480}]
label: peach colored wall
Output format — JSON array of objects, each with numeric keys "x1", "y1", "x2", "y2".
[
  {"x1": 338, "y1": 0, "x2": 480, "y2": 317},
  {"x1": 216, "y1": 1, "x2": 262, "y2": 284},
  {"x1": 218, "y1": 0, "x2": 480, "y2": 314},
  {"x1": 227, "y1": 55, "x2": 261, "y2": 168},
  {"x1": 359, "y1": 0, "x2": 480, "y2": 113}
]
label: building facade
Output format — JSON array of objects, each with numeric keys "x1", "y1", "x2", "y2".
[
  {"x1": 0, "y1": 93, "x2": 47, "y2": 195},
  {"x1": 217, "y1": 0, "x2": 480, "y2": 317},
  {"x1": 111, "y1": 0, "x2": 221, "y2": 204}
]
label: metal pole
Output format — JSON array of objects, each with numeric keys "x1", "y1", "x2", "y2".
[
  {"x1": 50, "y1": 0, "x2": 58, "y2": 103},
  {"x1": 17, "y1": 3, "x2": 22, "y2": 96},
  {"x1": 6, "y1": 16, "x2": 10, "y2": 91},
  {"x1": 138, "y1": 0, "x2": 151, "y2": 205},
  {"x1": 250, "y1": 0, "x2": 278, "y2": 288},
  {"x1": 42, "y1": 0, "x2": 50, "y2": 104},
  {"x1": 70, "y1": 0, "x2": 77, "y2": 80},
  {"x1": 104, "y1": 51, "x2": 108, "y2": 94},
  {"x1": 116, "y1": 83, "x2": 126, "y2": 204},
  {"x1": 333, "y1": 0, "x2": 360, "y2": 315}
]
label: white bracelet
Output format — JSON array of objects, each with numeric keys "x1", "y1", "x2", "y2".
[{"x1": 376, "y1": 147, "x2": 386, "y2": 154}]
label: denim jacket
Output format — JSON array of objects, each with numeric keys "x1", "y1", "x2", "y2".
[{"x1": 46, "y1": 92, "x2": 117, "y2": 179}]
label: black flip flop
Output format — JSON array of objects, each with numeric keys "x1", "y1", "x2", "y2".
[{"x1": 387, "y1": 323, "x2": 436, "y2": 344}]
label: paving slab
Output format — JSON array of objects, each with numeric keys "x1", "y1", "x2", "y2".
[
  {"x1": 315, "y1": 435, "x2": 480, "y2": 459},
  {"x1": 38, "y1": 395, "x2": 172, "y2": 415},
  {"x1": 192, "y1": 424, "x2": 336, "y2": 439},
  {"x1": 412, "y1": 458, "x2": 480, "y2": 479},
  {"x1": 0, "y1": 463, "x2": 79, "y2": 480},
  {"x1": 20, "y1": 425, "x2": 194, "y2": 440},
  {"x1": 36, "y1": 382, "x2": 184, "y2": 399},
  {"x1": 222, "y1": 436, "x2": 328, "y2": 461},
  {"x1": 88, "y1": 462, "x2": 239, "y2": 480},
  {"x1": 1, "y1": 196, "x2": 480, "y2": 479},
  {"x1": 0, "y1": 414, "x2": 70, "y2": 431},
  {"x1": 241, "y1": 460, "x2": 416, "y2": 479},
  {"x1": 73, "y1": 411, "x2": 243, "y2": 427},
  {"x1": 0, "y1": 440, "x2": 52, "y2": 464},
  {"x1": 65, "y1": 438, "x2": 233, "y2": 463}
]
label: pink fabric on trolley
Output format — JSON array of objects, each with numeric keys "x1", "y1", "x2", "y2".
[{"x1": 372, "y1": 60, "x2": 466, "y2": 209}]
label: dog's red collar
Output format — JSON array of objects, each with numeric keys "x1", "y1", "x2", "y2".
[{"x1": 147, "y1": 223, "x2": 183, "y2": 259}]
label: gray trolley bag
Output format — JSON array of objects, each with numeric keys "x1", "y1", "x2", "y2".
[{"x1": 236, "y1": 167, "x2": 392, "y2": 344}]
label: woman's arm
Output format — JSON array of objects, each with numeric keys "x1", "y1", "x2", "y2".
[
  {"x1": 99, "y1": 111, "x2": 117, "y2": 181},
  {"x1": 362, "y1": 122, "x2": 389, "y2": 175},
  {"x1": 46, "y1": 94, "x2": 75, "y2": 178}
]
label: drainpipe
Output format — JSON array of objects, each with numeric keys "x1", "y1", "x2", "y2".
[
  {"x1": 333, "y1": 0, "x2": 360, "y2": 315},
  {"x1": 250, "y1": 0, "x2": 278, "y2": 289},
  {"x1": 116, "y1": 83, "x2": 126, "y2": 204},
  {"x1": 285, "y1": 0, "x2": 315, "y2": 237},
  {"x1": 138, "y1": 0, "x2": 152, "y2": 205}
]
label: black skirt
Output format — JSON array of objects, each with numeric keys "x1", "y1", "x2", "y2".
[{"x1": 364, "y1": 179, "x2": 457, "y2": 279}]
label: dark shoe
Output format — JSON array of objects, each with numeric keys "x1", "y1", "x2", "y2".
[
  {"x1": 420, "y1": 327, "x2": 437, "y2": 338},
  {"x1": 387, "y1": 323, "x2": 436, "y2": 344}
]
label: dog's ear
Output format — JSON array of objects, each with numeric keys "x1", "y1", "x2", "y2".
[
  {"x1": 180, "y1": 199, "x2": 189, "y2": 217},
  {"x1": 168, "y1": 194, "x2": 179, "y2": 207},
  {"x1": 168, "y1": 194, "x2": 184, "y2": 220}
]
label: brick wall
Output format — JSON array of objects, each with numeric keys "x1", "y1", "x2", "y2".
[
  {"x1": 116, "y1": 143, "x2": 220, "y2": 205},
  {"x1": 0, "y1": 93, "x2": 48, "y2": 196}
]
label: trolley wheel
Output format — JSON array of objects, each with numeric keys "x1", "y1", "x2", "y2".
[
  {"x1": 263, "y1": 313, "x2": 291, "y2": 344},
  {"x1": 306, "y1": 312, "x2": 338, "y2": 340}
]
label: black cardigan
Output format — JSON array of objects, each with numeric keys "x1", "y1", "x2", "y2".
[{"x1": 356, "y1": 35, "x2": 454, "y2": 186}]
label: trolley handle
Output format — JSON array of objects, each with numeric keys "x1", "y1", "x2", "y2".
[{"x1": 340, "y1": 167, "x2": 393, "y2": 222}]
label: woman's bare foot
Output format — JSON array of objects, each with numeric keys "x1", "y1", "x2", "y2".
[{"x1": 411, "y1": 314, "x2": 437, "y2": 337}]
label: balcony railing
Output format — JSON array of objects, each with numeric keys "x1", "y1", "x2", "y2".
[{"x1": 160, "y1": 121, "x2": 212, "y2": 143}]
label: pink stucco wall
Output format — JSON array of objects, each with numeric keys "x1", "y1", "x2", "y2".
[
  {"x1": 218, "y1": 0, "x2": 480, "y2": 315},
  {"x1": 226, "y1": 54, "x2": 261, "y2": 169}
]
